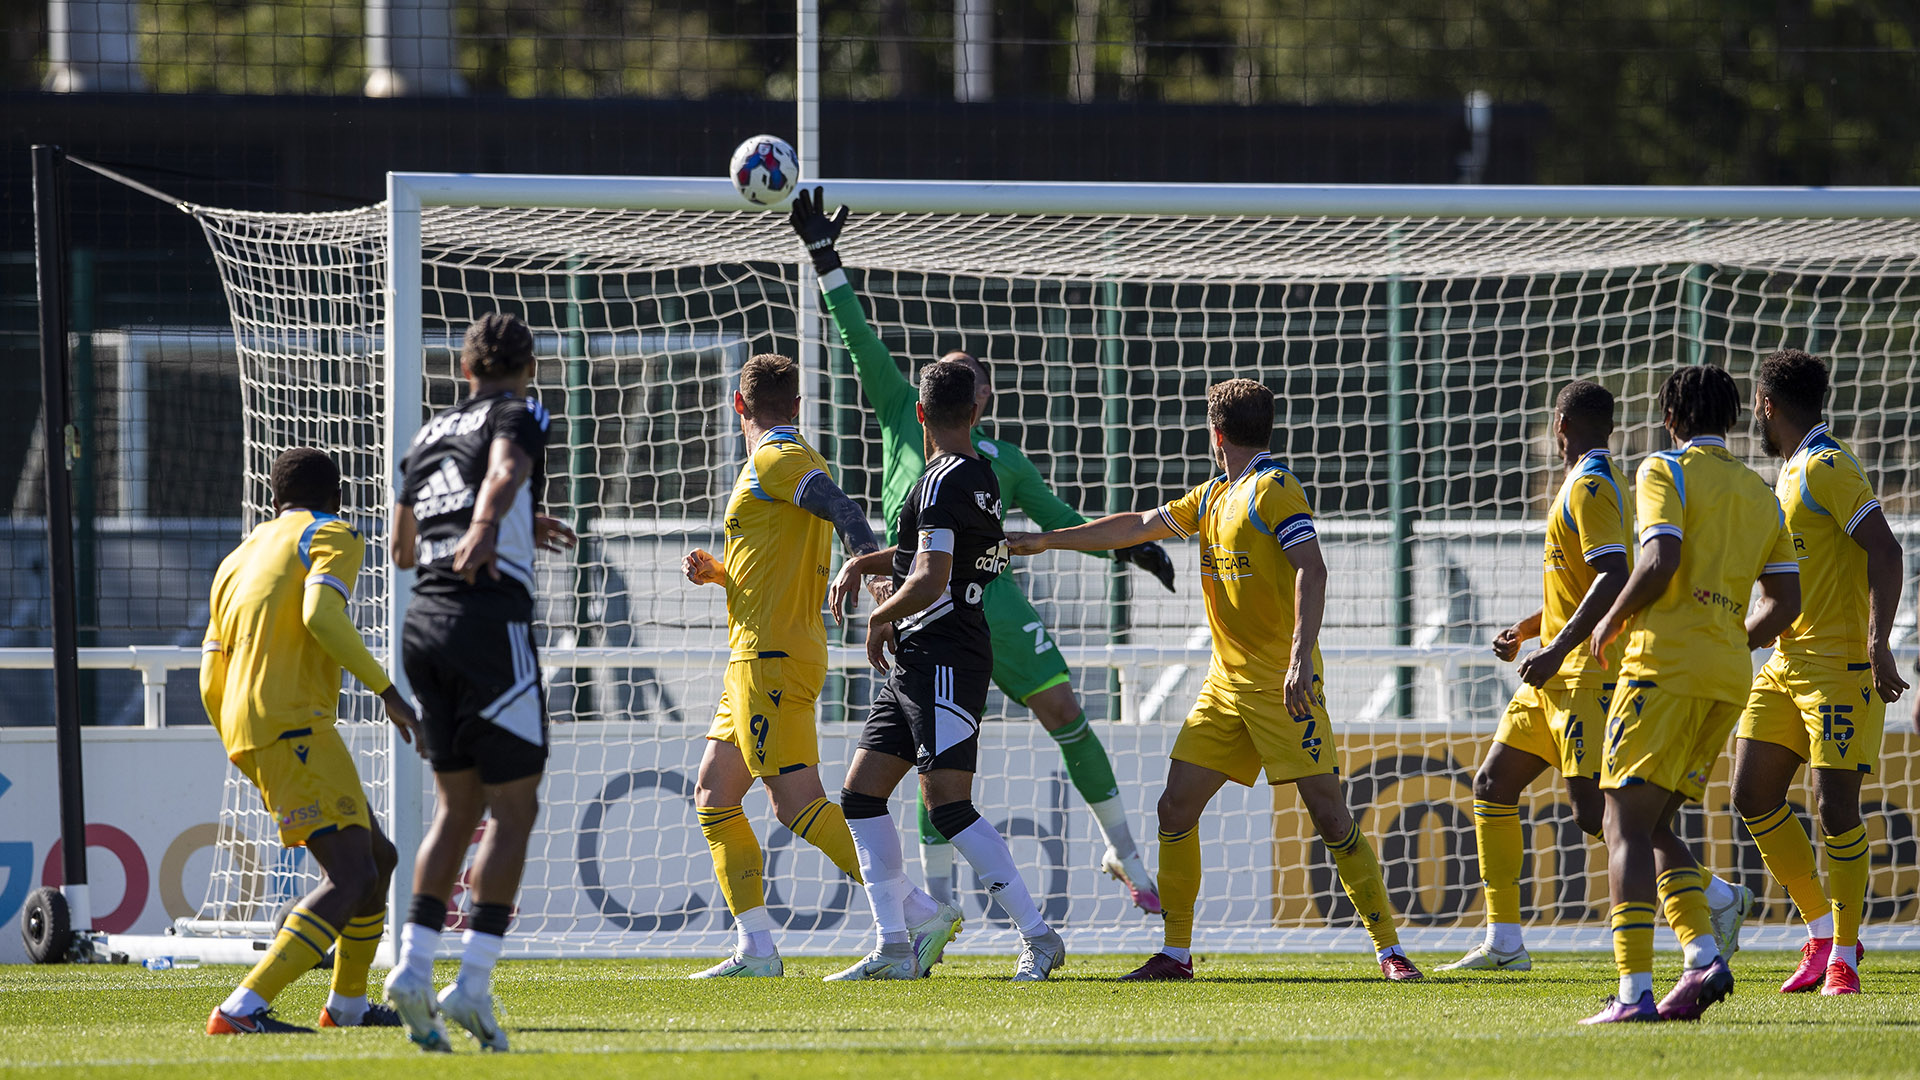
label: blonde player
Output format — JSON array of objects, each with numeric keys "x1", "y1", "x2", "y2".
[
  {"x1": 683, "y1": 354, "x2": 962, "y2": 977},
  {"x1": 201, "y1": 448, "x2": 423, "y2": 1035},
  {"x1": 1009, "y1": 379, "x2": 1421, "y2": 983},
  {"x1": 1582, "y1": 365, "x2": 1800, "y2": 1024},
  {"x1": 1732, "y1": 349, "x2": 1905, "y2": 996}
]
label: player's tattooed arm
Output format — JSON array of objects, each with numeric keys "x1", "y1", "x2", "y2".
[{"x1": 797, "y1": 473, "x2": 880, "y2": 557}]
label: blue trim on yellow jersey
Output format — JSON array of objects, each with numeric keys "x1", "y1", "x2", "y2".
[
  {"x1": 1651, "y1": 449, "x2": 1687, "y2": 507},
  {"x1": 295, "y1": 510, "x2": 342, "y2": 569},
  {"x1": 277, "y1": 727, "x2": 314, "y2": 740},
  {"x1": 745, "y1": 426, "x2": 804, "y2": 502},
  {"x1": 1576, "y1": 449, "x2": 1626, "y2": 527},
  {"x1": 1846, "y1": 499, "x2": 1881, "y2": 534},
  {"x1": 1847, "y1": 662, "x2": 1871, "y2": 671}
]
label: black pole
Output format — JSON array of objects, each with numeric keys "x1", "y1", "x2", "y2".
[{"x1": 33, "y1": 144, "x2": 89, "y2": 917}]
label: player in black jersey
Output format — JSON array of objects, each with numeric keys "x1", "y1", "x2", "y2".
[
  {"x1": 823, "y1": 359, "x2": 1065, "y2": 982},
  {"x1": 383, "y1": 313, "x2": 577, "y2": 1053}
]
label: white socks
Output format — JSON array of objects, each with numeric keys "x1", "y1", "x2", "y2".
[
  {"x1": 1485, "y1": 922, "x2": 1524, "y2": 954},
  {"x1": 947, "y1": 817, "x2": 1048, "y2": 937},
  {"x1": 1620, "y1": 972, "x2": 1653, "y2": 1001},
  {"x1": 454, "y1": 929, "x2": 504, "y2": 995},
  {"x1": 220, "y1": 987, "x2": 269, "y2": 1016},
  {"x1": 1162, "y1": 946, "x2": 1191, "y2": 964},
  {"x1": 1808, "y1": 912, "x2": 1835, "y2": 939},
  {"x1": 1705, "y1": 874, "x2": 1738, "y2": 909},
  {"x1": 1831, "y1": 939, "x2": 1859, "y2": 971},
  {"x1": 325, "y1": 993, "x2": 368, "y2": 1025},
  {"x1": 1682, "y1": 936, "x2": 1720, "y2": 970},
  {"x1": 848, "y1": 813, "x2": 914, "y2": 945},
  {"x1": 735, "y1": 905, "x2": 777, "y2": 958},
  {"x1": 1376, "y1": 944, "x2": 1406, "y2": 962},
  {"x1": 397, "y1": 921, "x2": 441, "y2": 982},
  {"x1": 920, "y1": 840, "x2": 956, "y2": 905},
  {"x1": 1087, "y1": 797, "x2": 1136, "y2": 860}
]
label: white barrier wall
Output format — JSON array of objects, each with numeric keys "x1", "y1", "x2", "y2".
[{"x1": 0, "y1": 728, "x2": 232, "y2": 964}]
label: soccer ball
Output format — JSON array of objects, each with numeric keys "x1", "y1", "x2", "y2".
[{"x1": 729, "y1": 135, "x2": 799, "y2": 206}]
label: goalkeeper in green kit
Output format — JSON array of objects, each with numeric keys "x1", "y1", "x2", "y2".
[{"x1": 789, "y1": 187, "x2": 1172, "y2": 914}]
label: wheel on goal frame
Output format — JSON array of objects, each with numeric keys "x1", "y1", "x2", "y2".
[{"x1": 21, "y1": 887, "x2": 73, "y2": 964}]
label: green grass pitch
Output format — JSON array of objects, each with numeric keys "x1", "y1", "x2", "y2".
[{"x1": 2, "y1": 953, "x2": 1916, "y2": 1078}]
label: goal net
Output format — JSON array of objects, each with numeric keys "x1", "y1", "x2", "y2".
[{"x1": 186, "y1": 179, "x2": 1920, "y2": 955}]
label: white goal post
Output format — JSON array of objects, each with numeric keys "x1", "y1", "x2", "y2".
[{"x1": 181, "y1": 176, "x2": 1920, "y2": 956}]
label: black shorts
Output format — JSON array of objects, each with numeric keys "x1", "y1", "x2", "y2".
[
  {"x1": 859, "y1": 662, "x2": 989, "y2": 774},
  {"x1": 402, "y1": 609, "x2": 548, "y2": 784}
]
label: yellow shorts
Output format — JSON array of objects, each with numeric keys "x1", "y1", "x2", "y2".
[
  {"x1": 1738, "y1": 656, "x2": 1885, "y2": 774},
  {"x1": 1602, "y1": 681, "x2": 1741, "y2": 801},
  {"x1": 1494, "y1": 681, "x2": 1610, "y2": 780},
  {"x1": 232, "y1": 725, "x2": 372, "y2": 848},
  {"x1": 1172, "y1": 673, "x2": 1335, "y2": 788},
  {"x1": 706, "y1": 656, "x2": 827, "y2": 778}
]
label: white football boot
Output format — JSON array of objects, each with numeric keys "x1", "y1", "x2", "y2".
[
  {"x1": 1710, "y1": 881, "x2": 1755, "y2": 959},
  {"x1": 381, "y1": 966, "x2": 452, "y2": 1053},
  {"x1": 824, "y1": 943, "x2": 921, "y2": 981},
  {"x1": 438, "y1": 982, "x2": 509, "y2": 1052},
  {"x1": 689, "y1": 950, "x2": 784, "y2": 979},
  {"x1": 1102, "y1": 847, "x2": 1162, "y2": 915},
  {"x1": 1436, "y1": 943, "x2": 1533, "y2": 972},
  {"x1": 1012, "y1": 928, "x2": 1067, "y2": 982}
]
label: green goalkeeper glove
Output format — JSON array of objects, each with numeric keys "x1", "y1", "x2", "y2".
[{"x1": 788, "y1": 186, "x2": 850, "y2": 276}]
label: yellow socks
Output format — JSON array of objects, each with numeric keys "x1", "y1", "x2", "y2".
[
  {"x1": 1657, "y1": 866, "x2": 1716, "y2": 963},
  {"x1": 1824, "y1": 825, "x2": 1870, "y2": 948},
  {"x1": 1609, "y1": 901, "x2": 1657, "y2": 977},
  {"x1": 791, "y1": 796, "x2": 866, "y2": 885},
  {"x1": 1472, "y1": 800, "x2": 1523, "y2": 925},
  {"x1": 697, "y1": 805, "x2": 765, "y2": 917},
  {"x1": 331, "y1": 912, "x2": 384, "y2": 998},
  {"x1": 1743, "y1": 801, "x2": 1829, "y2": 925},
  {"x1": 240, "y1": 905, "x2": 337, "y2": 1002},
  {"x1": 1158, "y1": 826, "x2": 1201, "y2": 950},
  {"x1": 1327, "y1": 822, "x2": 1400, "y2": 951}
]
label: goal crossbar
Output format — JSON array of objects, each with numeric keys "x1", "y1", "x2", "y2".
[{"x1": 387, "y1": 173, "x2": 1920, "y2": 219}]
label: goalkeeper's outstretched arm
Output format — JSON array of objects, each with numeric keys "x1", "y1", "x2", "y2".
[
  {"x1": 788, "y1": 187, "x2": 916, "y2": 420},
  {"x1": 1008, "y1": 510, "x2": 1176, "y2": 557}
]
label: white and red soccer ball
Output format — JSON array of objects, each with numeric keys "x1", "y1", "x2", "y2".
[{"x1": 729, "y1": 134, "x2": 799, "y2": 206}]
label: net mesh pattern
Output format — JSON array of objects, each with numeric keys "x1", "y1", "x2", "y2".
[{"x1": 185, "y1": 197, "x2": 1920, "y2": 953}]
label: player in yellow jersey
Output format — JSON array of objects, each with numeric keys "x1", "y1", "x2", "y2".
[
  {"x1": 682, "y1": 354, "x2": 962, "y2": 977},
  {"x1": 200, "y1": 448, "x2": 423, "y2": 1035},
  {"x1": 1440, "y1": 381, "x2": 1628, "y2": 972},
  {"x1": 1582, "y1": 365, "x2": 1801, "y2": 1024},
  {"x1": 1010, "y1": 379, "x2": 1421, "y2": 982},
  {"x1": 1731, "y1": 349, "x2": 1906, "y2": 996}
]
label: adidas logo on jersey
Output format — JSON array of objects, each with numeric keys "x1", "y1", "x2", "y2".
[{"x1": 414, "y1": 460, "x2": 476, "y2": 519}]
